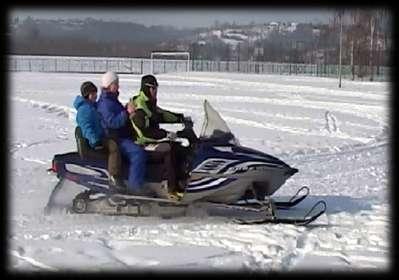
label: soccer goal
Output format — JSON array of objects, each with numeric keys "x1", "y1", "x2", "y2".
[{"x1": 150, "y1": 52, "x2": 190, "y2": 74}]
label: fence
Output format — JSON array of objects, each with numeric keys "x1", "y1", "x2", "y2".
[
  {"x1": 8, "y1": 55, "x2": 390, "y2": 81},
  {"x1": 191, "y1": 60, "x2": 390, "y2": 81},
  {"x1": 8, "y1": 55, "x2": 191, "y2": 75},
  {"x1": 9, "y1": 55, "x2": 151, "y2": 74}
]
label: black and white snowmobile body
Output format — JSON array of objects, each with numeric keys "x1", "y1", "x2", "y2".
[{"x1": 46, "y1": 100, "x2": 326, "y2": 225}]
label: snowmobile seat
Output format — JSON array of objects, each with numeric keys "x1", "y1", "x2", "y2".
[
  {"x1": 75, "y1": 126, "x2": 107, "y2": 161},
  {"x1": 75, "y1": 126, "x2": 164, "y2": 163},
  {"x1": 74, "y1": 126, "x2": 166, "y2": 181}
]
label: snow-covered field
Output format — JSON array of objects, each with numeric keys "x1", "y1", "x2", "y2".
[{"x1": 8, "y1": 71, "x2": 390, "y2": 272}]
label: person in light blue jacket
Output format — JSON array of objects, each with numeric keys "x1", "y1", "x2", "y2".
[
  {"x1": 74, "y1": 82, "x2": 104, "y2": 148},
  {"x1": 73, "y1": 81, "x2": 125, "y2": 192}
]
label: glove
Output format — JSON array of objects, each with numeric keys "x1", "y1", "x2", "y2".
[
  {"x1": 166, "y1": 131, "x2": 177, "y2": 140},
  {"x1": 178, "y1": 114, "x2": 185, "y2": 122},
  {"x1": 177, "y1": 128, "x2": 198, "y2": 144}
]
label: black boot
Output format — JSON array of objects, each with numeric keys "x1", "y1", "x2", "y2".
[{"x1": 109, "y1": 176, "x2": 127, "y2": 194}]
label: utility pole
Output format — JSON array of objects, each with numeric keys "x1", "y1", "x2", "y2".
[{"x1": 338, "y1": 11, "x2": 343, "y2": 88}]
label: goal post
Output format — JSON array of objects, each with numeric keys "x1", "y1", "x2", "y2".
[{"x1": 150, "y1": 51, "x2": 190, "y2": 74}]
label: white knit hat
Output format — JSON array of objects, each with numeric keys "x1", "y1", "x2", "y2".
[{"x1": 101, "y1": 71, "x2": 119, "y2": 88}]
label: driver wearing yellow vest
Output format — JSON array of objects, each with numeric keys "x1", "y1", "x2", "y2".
[
  {"x1": 128, "y1": 75, "x2": 186, "y2": 194},
  {"x1": 129, "y1": 75, "x2": 184, "y2": 145}
]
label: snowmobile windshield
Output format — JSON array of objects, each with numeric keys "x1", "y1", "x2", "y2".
[{"x1": 199, "y1": 100, "x2": 240, "y2": 145}]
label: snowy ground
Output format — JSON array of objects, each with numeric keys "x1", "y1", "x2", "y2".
[{"x1": 8, "y1": 71, "x2": 390, "y2": 272}]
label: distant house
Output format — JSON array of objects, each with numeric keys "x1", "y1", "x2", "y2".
[
  {"x1": 211, "y1": 30, "x2": 222, "y2": 38},
  {"x1": 312, "y1": 28, "x2": 320, "y2": 36},
  {"x1": 254, "y1": 46, "x2": 264, "y2": 57},
  {"x1": 268, "y1": 22, "x2": 279, "y2": 32},
  {"x1": 287, "y1": 22, "x2": 298, "y2": 32}
]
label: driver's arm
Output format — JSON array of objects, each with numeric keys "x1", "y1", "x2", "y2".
[
  {"x1": 156, "y1": 107, "x2": 184, "y2": 124},
  {"x1": 131, "y1": 109, "x2": 167, "y2": 140}
]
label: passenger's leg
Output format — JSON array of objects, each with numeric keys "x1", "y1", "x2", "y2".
[
  {"x1": 118, "y1": 138, "x2": 147, "y2": 192},
  {"x1": 145, "y1": 143, "x2": 177, "y2": 192},
  {"x1": 164, "y1": 150, "x2": 178, "y2": 192},
  {"x1": 172, "y1": 143, "x2": 190, "y2": 184},
  {"x1": 103, "y1": 137, "x2": 126, "y2": 192},
  {"x1": 102, "y1": 138, "x2": 122, "y2": 178}
]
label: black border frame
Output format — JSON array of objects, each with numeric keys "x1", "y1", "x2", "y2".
[{"x1": 2, "y1": 1, "x2": 397, "y2": 278}]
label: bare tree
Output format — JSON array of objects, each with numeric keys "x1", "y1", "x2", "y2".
[
  {"x1": 374, "y1": 9, "x2": 391, "y2": 76},
  {"x1": 346, "y1": 8, "x2": 390, "y2": 81},
  {"x1": 348, "y1": 9, "x2": 360, "y2": 80},
  {"x1": 369, "y1": 13, "x2": 376, "y2": 81}
]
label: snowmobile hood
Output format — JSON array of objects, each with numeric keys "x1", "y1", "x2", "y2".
[{"x1": 192, "y1": 143, "x2": 292, "y2": 172}]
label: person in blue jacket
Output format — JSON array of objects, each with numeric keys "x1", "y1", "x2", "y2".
[
  {"x1": 96, "y1": 71, "x2": 148, "y2": 195},
  {"x1": 73, "y1": 81, "x2": 126, "y2": 192}
]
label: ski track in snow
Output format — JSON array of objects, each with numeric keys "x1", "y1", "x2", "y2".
[
  {"x1": 159, "y1": 91, "x2": 385, "y2": 120},
  {"x1": 8, "y1": 71, "x2": 390, "y2": 272},
  {"x1": 11, "y1": 96, "x2": 76, "y2": 120},
  {"x1": 161, "y1": 73, "x2": 388, "y2": 101},
  {"x1": 11, "y1": 92, "x2": 381, "y2": 146},
  {"x1": 8, "y1": 203, "x2": 389, "y2": 271}
]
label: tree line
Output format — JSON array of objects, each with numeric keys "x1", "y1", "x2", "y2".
[
  {"x1": 8, "y1": 9, "x2": 391, "y2": 81},
  {"x1": 8, "y1": 16, "x2": 197, "y2": 58},
  {"x1": 189, "y1": 8, "x2": 391, "y2": 81}
]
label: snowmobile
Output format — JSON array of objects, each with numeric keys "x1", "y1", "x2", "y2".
[{"x1": 45, "y1": 100, "x2": 326, "y2": 225}]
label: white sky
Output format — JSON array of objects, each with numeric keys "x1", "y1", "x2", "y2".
[{"x1": 9, "y1": 7, "x2": 334, "y2": 28}]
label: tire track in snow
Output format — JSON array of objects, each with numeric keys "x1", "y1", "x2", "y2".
[
  {"x1": 162, "y1": 100, "x2": 381, "y2": 130},
  {"x1": 295, "y1": 205, "x2": 388, "y2": 269},
  {"x1": 107, "y1": 221, "x2": 308, "y2": 270},
  {"x1": 12, "y1": 97, "x2": 76, "y2": 120},
  {"x1": 287, "y1": 137, "x2": 388, "y2": 162},
  {"x1": 166, "y1": 93, "x2": 386, "y2": 126},
  {"x1": 163, "y1": 74, "x2": 387, "y2": 101},
  {"x1": 222, "y1": 114, "x2": 371, "y2": 144},
  {"x1": 10, "y1": 249, "x2": 58, "y2": 271},
  {"x1": 159, "y1": 101, "x2": 378, "y2": 144},
  {"x1": 10, "y1": 140, "x2": 60, "y2": 154},
  {"x1": 9, "y1": 201, "x2": 388, "y2": 271},
  {"x1": 281, "y1": 206, "x2": 389, "y2": 270},
  {"x1": 11, "y1": 95, "x2": 382, "y2": 151},
  {"x1": 11, "y1": 90, "x2": 383, "y2": 147}
]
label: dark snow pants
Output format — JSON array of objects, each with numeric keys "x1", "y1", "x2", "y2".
[{"x1": 144, "y1": 143, "x2": 178, "y2": 192}]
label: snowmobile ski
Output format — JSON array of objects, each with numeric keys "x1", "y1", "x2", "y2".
[
  {"x1": 233, "y1": 200, "x2": 327, "y2": 225},
  {"x1": 234, "y1": 186, "x2": 310, "y2": 210},
  {"x1": 274, "y1": 186, "x2": 310, "y2": 209}
]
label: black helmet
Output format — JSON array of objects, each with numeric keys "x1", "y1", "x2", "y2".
[
  {"x1": 141, "y1": 75, "x2": 158, "y2": 91},
  {"x1": 80, "y1": 81, "x2": 97, "y2": 98}
]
